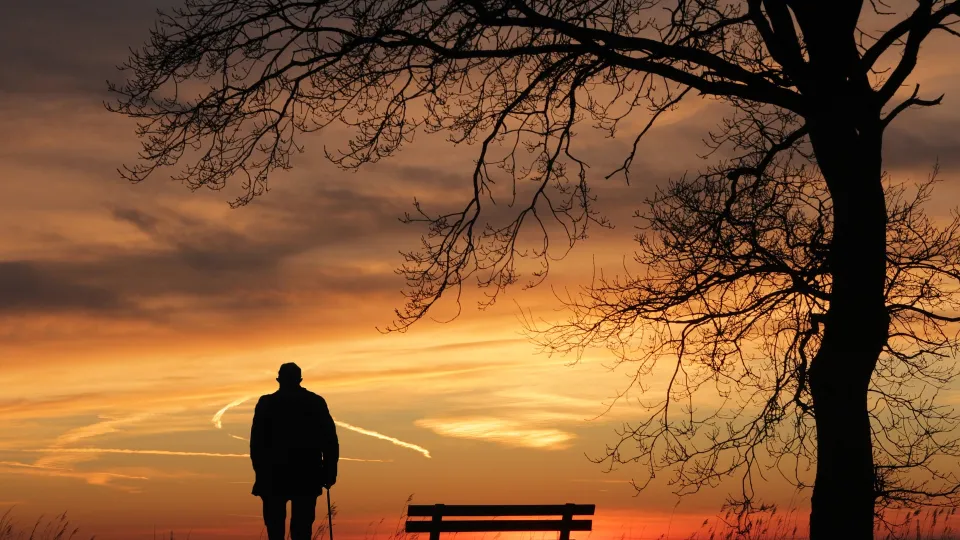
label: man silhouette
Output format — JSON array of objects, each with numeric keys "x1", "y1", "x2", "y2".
[{"x1": 251, "y1": 363, "x2": 339, "y2": 540}]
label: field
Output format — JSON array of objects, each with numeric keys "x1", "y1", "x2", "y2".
[{"x1": 2, "y1": 505, "x2": 959, "y2": 540}]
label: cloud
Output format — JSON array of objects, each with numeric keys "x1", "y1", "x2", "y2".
[
  {"x1": 427, "y1": 387, "x2": 628, "y2": 427},
  {"x1": 0, "y1": 200, "x2": 404, "y2": 322},
  {"x1": 111, "y1": 207, "x2": 160, "y2": 235},
  {"x1": 333, "y1": 420, "x2": 431, "y2": 459},
  {"x1": 54, "y1": 414, "x2": 152, "y2": 446},
  {"x1": 482, "y1": 390, "x2": 609, "y2": 421},
  {"x1": 0, "y1": 460, "x2": 149, "y2": 492},
  {"x1": 415, "y1": 417, "x2": 576, "y2": 450},
  {"x1": 318, "y1": 359, "x2": 529, "y2": 390},
  {"x1": 569, "y1": 478, "x2": 633, "y2": 484},
  {"x1": 212, "y1": 397, "x2": 252, "y2": 429},
  {"x1": 0, "y1": 262, "x2": 128, "y2": 314},
  {"x1": 0, "y1": 356, "x2": 526, "y2": 424},
  {"x1": 0, "y1": 394, "x2": 106, "y2": 421},
  {"x1": 0, "y1": 51, "x2": 723, "y2": 352},
  {"x1": 884, "y1": 113, "x2": 960, "y2": 172},
  {"x1": 33, "y1": 452, "x2": 99, "y2": 470},
  {"x1": 0, "y1": 0, "x2": 160, "y2": 97},
  {"x1": 351, "y1": 338, "x2": 527, "y2": 356}
]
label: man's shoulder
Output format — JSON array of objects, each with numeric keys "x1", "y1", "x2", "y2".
[
  {"x1": 255, "y1": 392, "x2": 279, "y2": 405},
  {"x1": 256, "y1": 388, "x2": 327, "y2": 408},
  {"x1": 301, "y1": 388, "x2": 327, "y2": 403}
]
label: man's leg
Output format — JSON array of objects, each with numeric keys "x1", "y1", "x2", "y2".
[
  {"x1": 290, "y1": 495, "x2": 319, "y2": 540},
  {"x1": 261, "y1": 496, "x2": 287, "y2": 540}
]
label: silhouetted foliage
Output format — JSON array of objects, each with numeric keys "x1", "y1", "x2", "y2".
[
  {"x1": 533, "y1": 160, "x2": 960, "y2": 527},
  {"x1": 107, "y1": 1, "x2": 960, "y2": 538}
]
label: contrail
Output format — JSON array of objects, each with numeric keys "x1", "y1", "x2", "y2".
[
  {"x1": 334, "y1": 420, "x2": 432, "y2": 459},
  {"x1": 212, "y1": 396, "x2": 431, "y2": 459},
  {"x1": 18, "y1": 448, "x2": 389, "y2": 462},
  {"x1": 212, "y1": 396, "x2": 252, "y2": 429}
]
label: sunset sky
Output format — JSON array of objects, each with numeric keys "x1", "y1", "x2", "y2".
[{"x1": 2, "y1": 2, "x2": 960, "y2": 539}]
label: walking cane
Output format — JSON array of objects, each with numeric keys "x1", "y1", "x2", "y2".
[{"x1": 326, "y1": 486, "x2": 334, "y2": 540}]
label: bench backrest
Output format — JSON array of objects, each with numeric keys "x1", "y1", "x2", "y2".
[{"x1": 405, "y1": 503, "x2": 595, "y2": 540}]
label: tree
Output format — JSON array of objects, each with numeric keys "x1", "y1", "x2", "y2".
[
  {"x1": 533, "y1": 145, "x2": 960, "y2": 533},
  {"x1": 107, "y1": 1, "x2": 960, "y2": 537}
]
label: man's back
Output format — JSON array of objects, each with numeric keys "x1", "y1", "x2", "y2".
[{"x1": 250, "y1": 386, "x2": 339, "y2": 497}]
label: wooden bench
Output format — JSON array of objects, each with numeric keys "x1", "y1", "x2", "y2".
[{"x1": 405, "y1": 503, "x2": 595, "y2": 540}]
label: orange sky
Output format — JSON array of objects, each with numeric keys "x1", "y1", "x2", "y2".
[{"x1": 2, "y1": 2, "x2": 960, "y2": 539}]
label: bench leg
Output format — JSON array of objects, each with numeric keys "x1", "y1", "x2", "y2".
[
  {"x1": 559, "y1": 505, "x2": 573, "y2": 540},
  {"x1": 430, "y1": 505, "x2": 443, "y2": 540}
]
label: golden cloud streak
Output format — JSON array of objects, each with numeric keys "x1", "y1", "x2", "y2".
[
  {"x1": 54, "y1": 414, "x2": 153, "y2": 446},
  {"x1": 415, "y1": 417, "x2": 575, "y2": 450},
  {"x1": 0, "y1": 460, "x2": 149, "y2": 492}
]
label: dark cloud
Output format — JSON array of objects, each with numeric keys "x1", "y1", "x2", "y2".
[
  {"x1": 0, "y1": 261, "x2": 126, "y2": 313},
  {"x1": 0, "y1": 249, "x2": 398, "y2": 321},
  {"x1": 884, "y1": 112, "x2": 960, "y2": 173},
  {"x1": 111, "y1": 208, "x2": 159, "y2": 235},
  {"x1": 0, "y1": 0, "x2": 164, "y2": 96},
  {"x1": 0, "y1": 184, "x2": 410, "y2": 320},
  {"x1": 4, "y1": 0, "x2": 958, "y2": 336}
]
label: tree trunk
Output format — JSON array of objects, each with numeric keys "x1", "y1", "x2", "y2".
[{"x1": 805, "y1": 119, "x2": 889, "y2": 540}]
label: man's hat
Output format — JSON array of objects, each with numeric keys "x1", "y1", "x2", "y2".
[{"x1": 277, "y1": 362, "x2": 302, "y2": 382}]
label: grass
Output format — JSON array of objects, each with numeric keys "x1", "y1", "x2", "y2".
[
  {"x1": 674, "y1": 506, "x2": 960, "y2": 540},
  {"x1": 875, "y1": 507, "x2": 960, "y2": 540},
  {"x1": 1, "y1": 501, "x2": 959, "y2": 540},
  {"x1": 0, "y1": 508, "x2": 92, "y2": 540}
]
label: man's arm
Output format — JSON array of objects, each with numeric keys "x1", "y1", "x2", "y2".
[
  {"x1": 318, "y1": 397, "x2": 339, "y2": 487},
  {"x1": 250, "y1": 396, "x2": 268, "y2": 473}
]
